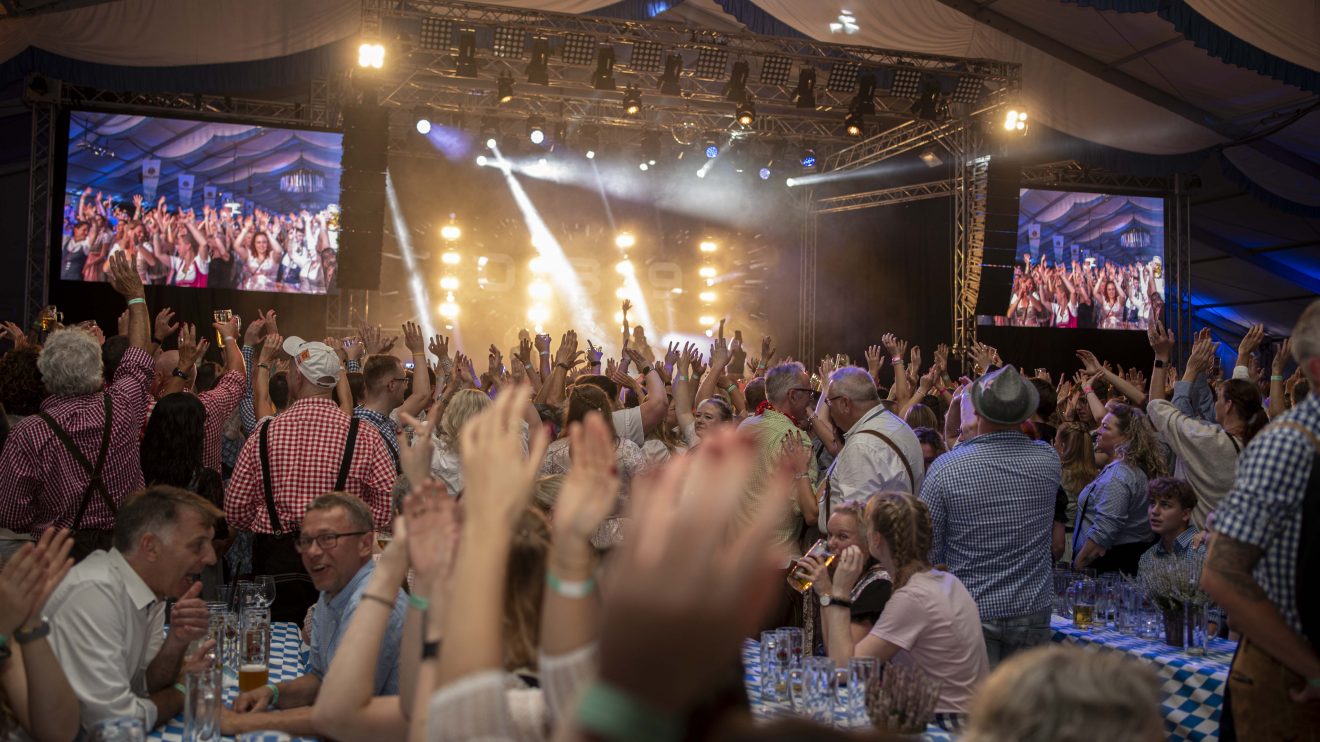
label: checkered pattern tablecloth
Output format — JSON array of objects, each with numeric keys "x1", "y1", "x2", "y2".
[
  {"x1": 151, "y1": 622, "x2": 312, "y2": 742},
  {"x1": 1051, "y1": 615, "x2": 1235, "y2": 741},
  {"x1": 741, "y1": 639, "x2": 954, "y2": 741}
]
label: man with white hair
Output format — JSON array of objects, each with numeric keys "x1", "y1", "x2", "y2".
[
  {"x1": 0, "y1": 254, "x2": 154, "y2": 560},
  {"x1": 821, "y1": 366, "x2": 924, "y2": 523},
  {"x1": 1203, "y1": 300, "x2": 1320, "y2": 736},
  {"x1": 226, "y1": 335, "x2": 396, "y2": 623}
]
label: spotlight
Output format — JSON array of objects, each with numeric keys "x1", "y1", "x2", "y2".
[
  {"x1": 528, "y1": 279, "x2": 552, "y2": 300},
  {"x1": 785, "y1": 177, "x2": 797, "y2": 187},
  {"x1": 725, "y1": 59, "x2": 749, "y2": 103},
  {"x1": 441, "y1": 223, "x2": 462, "y2": 241},
  {"x1": 586, "y1": 150, "x2": 596, "y2": 159},
  {"x1": 852, "y1": 73, "x2": 876, "y2": 115},
  {"x1": 615, "y1": 232, "x2": 636, "y2": 249},
  {"x1": 844, "y1": 110, "x2": 863, "y2": 137},
  {"x1": 699, "y1": 240, "x2": 717, "y2": 253},
  {"x1": 918, "y1": 149, "x2": 943, "y2": 168},
  {"x1": 615, "y1": 259, "x2": 635, "y2": 276},
  {"x1": 699, "y1": 290, "x2": 716, "y2": 302},
  {"x1": 759, "y1": 166, "x2": 771, "y2": 180},
  {"x1": 800, "y1": 148, "x2": 817, "y2": 169},
  {"x1": 486, "y1": 138, "x2": 498, "y2": 150},
  {"x1": 497, "y1": 72, "x2": 515, "y2": 103},
  {"x1": 698, "y1": 266, "x2": 717, "y2": 278},
  {"x1": 623, "y1": 84, "x2": 643, "y2": 116},
  {"x1": 1004, "y1": 108, "x2": 1029, "y2": 134},
  {"x1": 440, "y1": 294, "x2": 459, "y2": 319},
  {"x1": 699, "y1": 315, "x2": 716, "y2": 326},
  {"x1": 442, "y1": 251, "x2": 461, "y2": 265},
  {"x1": 526, "y1": 36, "x2": 550, "y2": 85},
  {"x1": 476, "y1": 154, "x2": 488, "y2": 166},
  {"x1": 358, "y1": 42, "x2": 385, "y2": 69},
  {"x1": 704, "y1": 139, "x2": 719, "y2": 159},
  {"x1": 527, "y1": 305, "x2": 550, "y2": 324},
  {"x1": 593, "y1": 45, "x2": 617, "y2": 91},
  {"x1": 416, "y1": 117, "x2": 432, "y2": 135},
  {"x1": 577, "y1": 124, "x2": 600, "y2": 158},
  {"x1": 792, "y1": 67, "x2": 817, "y2": 108},
  {"x1": 659, "y1": 52, "x2": 683, "y2": 95},
  {"x1": 735, "y1": 98, "x2": 756, "y2": 127},
  {"x1": 639, "y1": 162, "x2": 650, "y2": 171},
  {"x1": 455, "y1": 29, "x2": 478, "y2": 77},
  {"x1": 478, "y1": 256, "x2": 489, "y2": 267},
  {"x1": 527, "y1": 115, "x2": 546, "y2": 145},
  {"x1": 440, "y1": 276, "x2": 460, "y2": 291}
]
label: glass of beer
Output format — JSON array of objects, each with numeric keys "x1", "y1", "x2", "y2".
[
  {"x1": 787, "y1": 539, "x2": 835, "y2": 594},
  {"x1": 1071, "y1": 576, "x2": 1097, "y2": 630},
  {"x1": 212, "y1": 309, "x2": 233, "y2": 348},
  {"x1": 238, "y1": 607, "x2": 270, "y2": 693}
]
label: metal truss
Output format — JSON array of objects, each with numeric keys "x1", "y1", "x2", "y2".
[
  {"x1": 25, "y1": 93, "x2": 56, "y2": 329},
  {"x1": 1020, "y1": 160, "x2": 1176, "y2": 194},
  {"x1": 325, "y1": 289, "x2": 371, "y2": 336},
  {"x1": 956, "y1": 150, "x2": 989, "y2": 364},
  {"x1": 1169, "y1": 175, "x2": 1193, "y2": 362},
  {"x1": 798, "y1": 186, "x2": 818, "y2": 365},
  {"x1": 53, "y1": 80, "x2": 340, "y2": 129},
  {"x1": 813, "y1": 179, "x2": 955, "y2": 214}
]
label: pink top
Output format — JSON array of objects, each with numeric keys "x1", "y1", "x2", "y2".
[{"x1": 868, "y1": 570, "x2": 990, "y2": 714}]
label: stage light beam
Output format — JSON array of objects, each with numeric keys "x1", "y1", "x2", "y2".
[{"x1": 385, "y1": 171, "x2": 437, "y2": 342}]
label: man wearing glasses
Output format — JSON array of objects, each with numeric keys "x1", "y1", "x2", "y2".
[{"x1": 225, "y1": 493, "x2": 406, "y2": 736}]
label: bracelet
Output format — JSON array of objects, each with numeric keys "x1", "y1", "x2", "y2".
[
  {"x1": 266, "y1": 682, "x2": 280, "y2": 707},
  {"x1": 540, "y1": 351, "x2": 551, "y2": 356},
  {"x1": 174, "y1": 682, "x2": 187, "y2": 695},
  {"x1": 1271, "y1": 375, "x2": 1285, "y2": 382},
  {"x1": 577, "y1": 681, "x2": 682, "y2": 742},
  {"x1": 556, "y1": 362, "x2": 571, "y2": 371},
  {"x1": 360, "y1": 593, "x2": 395, "y2": 609},
  {"x1": 257, "y1": 363, "x2": 271, "y2": 373},
  {"x1": 1083, "y1": 386, "x2": 1095, "y2": 395},
  {"x1": 794, "y1": 472, "x2": 810, "y2": 480},
  {"x1": 126, "y1": 297, "x2": 146, "y2": 306},
  {"x1": 641, "y1": 366, "x2": 653, "y2": 376},
  {"x1": 546, "y1": 571, "x2": 595, "y2": 598},
  {"x1": 891, "y1": 357, "x2": 904, "y2": 365},
  {"x1": 675, "y1": 374, "x2": 689, "y2": 382},
  {"x1": 407, "y1": 593, "x2": 430, "y2": 612},
  {"x1": 421, "y1": 640, "x2": 440, "y2": 660},
  {"x1": 725, "y1": 383, "x2": 738, "y2": 395}
]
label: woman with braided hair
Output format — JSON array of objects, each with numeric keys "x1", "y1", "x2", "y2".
[{"x1": 807, "y1": 492, "x2": 989, "y2": 717}]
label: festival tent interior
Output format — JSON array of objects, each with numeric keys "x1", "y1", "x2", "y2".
[{"x1": 0, "y1": 0, "x2": 1315, "y2": 348}]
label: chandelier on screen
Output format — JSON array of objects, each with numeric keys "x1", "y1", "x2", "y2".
[
  {"x1": 1120, "y1": 225, "x2": 1151, "y2": 249},
  {"x1": 280, "y1": 168, "x2": 326, "y2": 194}
]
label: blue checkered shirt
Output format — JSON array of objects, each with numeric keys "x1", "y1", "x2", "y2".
[
  {"x1": 919, "y1": 431, "x2": 1061, "y2": 620},
  {"x1": 353, "y1": 406, "x2": 401, "y2": 473},
  {"x1": 1073, "y1": 460, "x2": 1152, "y2": 553},
  {"x1": 1137, "y1": 525, "x2": 1201, "y2": 579},
  {"x1": 1214, "y1": 393, "x2": 1320, "y2": 638}
]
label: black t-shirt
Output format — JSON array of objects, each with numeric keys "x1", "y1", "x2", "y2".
[{"x1": 1053, "y1": 486, "x2": 1069, "y2": 525}]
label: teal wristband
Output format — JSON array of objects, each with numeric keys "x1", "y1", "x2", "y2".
[
  {"x1": 266, "y1": 682, "x2": 280, "y2": 707},
  {"x1": 173, "y1": 682, "x2": 187, "y2": 695},
  {"x1": 546, "y1": 571, "x2": 595, "y2": 599},
  {"x1": 1271, "y1": 375, "x2": 1285, "y2": 382},
  {"x1": 576, "y1": 681, "x2": 681, "y2": 742},
  {"x1": 407, "y1": 593, "x2": 430, "y2": 612},
  {"x1": 126, "y1": 297, "x2": 146, "y2": 306}
]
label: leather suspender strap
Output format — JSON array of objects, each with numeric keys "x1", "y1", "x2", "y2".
[
  {"x1": 258, "y1": 419, "x2": 286, "y2": 536},
  {"x1": 853, "y1": 427, "x2": 916, "y2": 493},
  {"x1": 334, "y1": 418, "x2": 360, "y2": 492},
  {"x1": 37, "y1": 394, "x2": 116, "y2": 531}
]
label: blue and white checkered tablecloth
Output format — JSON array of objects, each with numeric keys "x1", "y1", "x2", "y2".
[
  {"x1": 151, "y1": 622, "x2": 312, "y2": 742},
  {"x1": 1050, "y1": 615, "x2": 1235, "y2": 741},
  {"x1": 741, "y1": 639, "x2": 954, "y2": 741}
]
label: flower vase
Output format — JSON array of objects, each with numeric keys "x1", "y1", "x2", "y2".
[{"x1": 1161, "y1": 604, "x2": 1186, "y2": 649}]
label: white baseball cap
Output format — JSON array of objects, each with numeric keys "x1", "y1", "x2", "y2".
[{"x1": 282, "y1": 336, "x2": 341, "y2": 388}]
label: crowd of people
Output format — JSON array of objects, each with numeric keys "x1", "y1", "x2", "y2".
[
  {"x1": 60, "y1": 189, "x2": 338, "y2": 293},
  {"x1": 0, "y1": 259, "x2": 1317, "y2": 741},
  {"x1": 987, "y1": 255, "x2": 1165, "y2": 330}
]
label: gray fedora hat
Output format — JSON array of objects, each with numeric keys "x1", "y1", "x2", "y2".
[{"x1": 971, "y1": 364, "x2": 1040, "y2": 426}]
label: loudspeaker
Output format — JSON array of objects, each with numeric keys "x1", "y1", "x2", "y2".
[
  {"x1": 336, "y1": 104, "x2": 390, "y2": 291},
  {"x1": 975, "y1": 155, "x2": 1022, "y2": 316}
]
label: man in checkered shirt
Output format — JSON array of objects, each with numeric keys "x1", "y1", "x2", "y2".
[
  {"x1": 227, "y1": 336, "x2": 396, "y2": 622},
  {"x1": 1203, "y1": 299, "x2": 1320, "y2": 737},
  {"x1": 0, "y1": 254, "x2": 155, "y2": 560},
  {"x1": 352, "y1": 321, "x2": 432, "y2": 473}
]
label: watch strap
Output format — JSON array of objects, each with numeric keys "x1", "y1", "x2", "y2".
[
  {"x1": 13, "y1": 620, "x2": 50, "y2": 644},
  {"x1": 1153, "y1": 359, "x2": 1167, "y2": 369}
]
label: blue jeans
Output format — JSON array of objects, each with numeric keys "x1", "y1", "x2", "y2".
[{"x1": 981, "y1": 609, "x2": 1053, "y2": 668}]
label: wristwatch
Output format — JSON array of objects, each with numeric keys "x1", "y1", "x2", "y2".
[
  {"x1": 819, "y1": 595, "x2": 853, "y2": 609},
  {"x1": 1153, "y1": 359, "x2": 1167, "y2": 369},
  {"x1": 171, "y1": 367, "x2": 190, "y2": 380},
  {"x1": 14, "y1": 619, "x2": 50, "y2": 644}
]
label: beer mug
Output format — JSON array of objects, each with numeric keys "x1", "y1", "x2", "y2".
[
  {"x1": 38, "y1": 305, "x2": 63, "y2": 332},
  {"x1": 212, "y1": 309, "x2": 233, "y2": 348},
  {"x1": 239, "y1": 607, "x2": 270, "y2": 694},
  {"x1": 787, "y1": 539, "x2": 835, "y2": 594},
  {"x1": 183, "y1": 665, "x2": 222, "y2": 742}
]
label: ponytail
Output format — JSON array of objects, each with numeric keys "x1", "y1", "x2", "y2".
[{"x1": 1221, "y1": 379, "x2": 1267, "y2": 445}]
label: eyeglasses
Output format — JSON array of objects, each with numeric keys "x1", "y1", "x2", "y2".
[
  {"x1": 788, "y1": 387, "x2": 816, "y2": 396},
  {"x1": 826, "y1": 395, "x2": 847, "y2": 406},
  {"x1": 293, "y1": 531, "x2": 368, "y2": 552}
]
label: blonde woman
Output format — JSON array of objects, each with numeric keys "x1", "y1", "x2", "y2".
[
  {"x1": 428, "y1": 389, "x2": 492, "y2": 498},
  {"x1": 808, "y1": 492, "x2": 989, "y2": 717},
  {"x1": 1053, "y1": 422, "x2": 1097, "y2": 527}
]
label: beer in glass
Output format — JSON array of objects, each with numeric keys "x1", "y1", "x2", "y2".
[
  {"x1": 787, "y1": 539, "x2": 835, "y2": 594},
  {"x1": 238, "y1": 663, "x2": 269, "y2": 694}
]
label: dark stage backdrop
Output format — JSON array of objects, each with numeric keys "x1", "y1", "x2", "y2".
[{"x1": 981, "y1": 325, "x2": 1156, "y2": 380}]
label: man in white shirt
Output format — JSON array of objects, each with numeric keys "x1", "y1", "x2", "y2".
[
  {"x1": 45, "y1": 486, "x2": 220, "y2": 733},
  {"x1": 821, "y1": 367, "x2": 924, "y2": 522}
]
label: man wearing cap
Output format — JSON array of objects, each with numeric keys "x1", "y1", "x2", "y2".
[
  {"x1": 918, "y1": 365, "x2": 1061, "y2": 667},
  {"x1": 821, "y1": 367, "x2": 925, "y2": 524},
  {"x1": 226, "y1": 336, "x2": 396, "y2": 622}
]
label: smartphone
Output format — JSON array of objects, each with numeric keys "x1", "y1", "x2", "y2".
[
  {"x1": 343, "y1": 338, "x2": 355, "y2": 349},
  {"x1": 404, "y1": 360, "x2": 415, "y2": 370}
]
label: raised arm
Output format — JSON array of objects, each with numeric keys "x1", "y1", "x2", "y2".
[
  {"x1": 695, "y1": 332, "x2": 730, "y2": 406},
  {"x1": 883, "y1": 333, "x2": 911, "y2": 402},
  {"x1": 398, "y1": 322, "x2": 432, "y2": 418},
  {"x1": 624, "y1": 345, "x2": 668, "y2": 436},
  {"x1": 1269, "y1": 339, "x2": 1291, "y2": 418},
  {"x1": 674, "y1": 343, "x2": 696, "y2": 433},
  {"x1": 253, "y1": 335, "x2": 281, "y2": 421},
  {"x1": 1080, "y1": 350, "x2": 1145, "y2": 407},
  {"x1": 1146, "y1": 319, "x2": 1174, "y2": 403}
]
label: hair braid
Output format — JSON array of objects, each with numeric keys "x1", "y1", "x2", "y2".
[{"x1": 864, "y1": 492, "x2": 933, "y2": 588}]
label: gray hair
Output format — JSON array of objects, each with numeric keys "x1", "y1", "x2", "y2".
[
  {"x1": 764, "y1": 362, "x2": 807, "y2": 404},
  {"x1": 38, "y1": 329, "x2": 105, "y2": 396},
  {"x1": 828, "y1": 366, "x2": 880, "y2": 403},
  {"x1": 305, "y1": 492, "x2": 375, "y2": 532},
  {"x1": 1292, "y1": 299, "x2": 1320, "y2": 365},
  {"x1": 963, "y1": 645, "x2": 1162, "y2": 742},
  {"x1": 113, "y1": 485, "x2": 223, "y2": 554}
]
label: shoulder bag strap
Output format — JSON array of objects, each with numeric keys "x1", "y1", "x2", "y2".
[
  {"x1": 36, "y1": 394, "x2": 116, "y2": 531},
  {"x1": 258, "y1": 418, "x2": 285, "y2": 536},
  {"x1": 335, "y1": 417, "x2": 360, "y2": 492},
  {"x1": 853, "y1": 427, "x2": 915, "y2": 492}
]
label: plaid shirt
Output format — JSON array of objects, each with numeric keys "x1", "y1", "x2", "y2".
[
  {"x1": 1137, "y1": 525, "x2": 1201, "y2": 578},
  {"x1": 353, "y1": 406, "x2": 401, "y2": 473},
  {"x1": 226, "y1": 397, "x2": 396, "y2": 534},
  {"x1": 1214, "y1": 393, "x2": 1320, "y2": 638},
  {"x1": 0, "y1": 347, "x2": 155, "y2": 534},
  {"x1": 1073, "y1": 460, "x2": 1151, "y2": 554},
  {"x1": 143, "y1": 369, "x2": 246, "y2": 472},
  {"x1": 919, "y1": 431, "x2": 1061, "y2": 620}
]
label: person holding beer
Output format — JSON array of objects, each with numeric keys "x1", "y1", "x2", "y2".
[{"x1": 222, "y1": 493, "x2": 407, "y2": 737}]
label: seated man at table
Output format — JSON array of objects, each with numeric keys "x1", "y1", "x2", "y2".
[
  {"x1": 1137, "y1": 477, "x2": 1199, "y2": 580},
  {"x1": 223, "y1": 493, "x2": 408, "y2": 736},
  {"x1": 44, "y1": 486, "x2": 220, "y2": 733}
]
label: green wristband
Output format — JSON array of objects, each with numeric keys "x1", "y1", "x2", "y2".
[
  {"x1": 576, "y1": 681, "x2": 682, "y2": 742},
  {"x1": 266, "y1": 682, "x2": 280, "y2": 707},
  {"x1": 407, "y1": 593, "x2": 430, "y2": 612},
  {"x1": 173, "y1": 682, "x2": 187, "y2": 695},
  {"x1": 127, "y1": 297, "x2": 146, "y2": 306}
]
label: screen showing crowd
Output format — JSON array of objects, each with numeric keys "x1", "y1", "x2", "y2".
[
  {"x1": 979, "y1": 189, "x2": 1166, "y2": 331},
  {"x1": 59, "y1": 111, "x2": 344, "y2": 294}
]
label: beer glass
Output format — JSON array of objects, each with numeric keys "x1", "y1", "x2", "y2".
[
  {"x1": 848, "y1": 657, "x2": 879, "y2": 723},
  {"x1": 212, "y1": 309, "x2": 233, "y2": 348},
  {"x1": 787, "y1": 540, "x2": 834, "y2": 594},
  {"x1": 1071, "y1": 576, "x2": 1097, "y2": 630},
  {"x1": 239, "y1": 607, "x2": 271, "y2": 694},
  {"x1": 183, "y1": 665, "x2": 222, "y2": 742},
  {"x1": 759, "y1": 631, "x2": 785, "y2": 702},
  {"x1": 802, "y1": 657, "x2": 836, "y2": 723},
  {"x1": 254, "y1": 575, "x2": 276, "y2": 610}
]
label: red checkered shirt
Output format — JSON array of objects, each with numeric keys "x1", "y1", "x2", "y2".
[
  {"x1": 0, "y1": 346, "x2": 155, "y2": 534},
  {"x1": 142, "y1": 369, "x2": 246, "y2": 472},
  {"x1": 225, "y1": 396, "x2": 396, "y2": 533}
]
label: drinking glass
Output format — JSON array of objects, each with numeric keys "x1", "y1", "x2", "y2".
[
  {"x1": 802, "y1": 657, "x2": 835, "y2": 723},
  {"x1": 212, "y1": 309, "x2": 233, "y2": 348},
  {"x1": 235, "y1": 580, "x2": 257, "y2": 611},
  {"x1": 1071, "y1": 576, "x2": 1097, "y2": 630},
  {"x1": 848, "y1": 657, "x2": 879, "y2": 723},
  {"x1": 254, "y1": 575, "x2": 276, "y2": 610},
  {"x1": 830, "y1": 668, "x2": 851, "y2": 728},
  {"x1": 759, "y1": 631, "x2": 785, "y2": 702},
  {"x1": 776, "y1": 627, "x2": 804, "y2": 670},
  {"x1": 239, "y1": 607, "x2": 271, "y2": 694},
  {"x1": 787, "y1": 539, "x2": 835, "y2": 594},
  {"x1": 183, "y1": 664, "x2": 222, "y2": 742},
  {"x1": 787, "y1": 668, "x2": 806, "y2": 715}
]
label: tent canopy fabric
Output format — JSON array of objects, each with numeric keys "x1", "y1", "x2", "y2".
[{"x1": 2, "y1": 0, "x2": 1316, "y2": 339}]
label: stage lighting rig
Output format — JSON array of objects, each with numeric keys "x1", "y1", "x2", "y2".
[
  {"x1": 622, "y1": 84, "x2": 643, "y2": 116},
  {"x1": 1003, "y1": 107, "x2": 1029, "y2": 135},
  {"x1": 852, "y1": 73, "x2": 876, "y2": 115},
  {"x1": 455, "y1": 29, "x2": 478, "y2": 78},
  {"x1": 704, "y1": 138, "x2": 720, "y2": 159},
  {"x1": 497, "y1": 72, "x2": 515, "y2": 103},
  {"x1": 736, "y1": 98, "x2": 756, "y2": 127},
  {"x1": 358, "y1": 41, "x2": 385, "y2": 69},
  {"x1": 593, "y1": 45, "x2": 617, "y2": 90},
  {"x1": 527, "y1": 115, "x2": 546, "y2": 145},
  {"x1": 913, "y1": 80, "x2": 946, "y2": 121},
  {"x1": 725, "y1": 60, "x2": 750, "y2": 103},
  {"x1": 659, "y1": 53, "x2": 683, "y2": 95},
  {"x1": 414, "y1": 106, "x2": 432, "y2": 135},
  {"x1": 844, "y1": 109, "x2": 863, "y2": 137},
  {"x1": 792, "y1": 68, "x2": 817, "y2": 109},
  {"x1": 800, "y1": 147, "x2": 817, "y2": 170},
  {"x1": 527, "y1": 37, "x2": 550, "y2": 85}
]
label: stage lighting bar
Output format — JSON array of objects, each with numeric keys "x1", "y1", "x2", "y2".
[
  {"x1": 593, "y1": 45, "x2": 617, "y2": 90},
  {"x1": 630, "y1": 40, "x2": 664, "y2": 72},
  {"x1": 889, "y1": 67, "x2": 923, "y2": 98},
  {"x1": 792, "y1": 68, "x2": 817, "y2": 109},
  {"x1": 622, "y1": 84, "x2": 643, "y2": 116},
  {"x1": 725, "y1": 59, "x2": 750, "y2": 102},
  {"x1": 736, "y1": 98, "x2": 756, "y2": 127},
  {"x1": 492, "y1": 27, "x2": 526, "y2": 58},
  {"x1": 562, "y1": 33, "x2": 596, "y2": 65},
  {"x1": 760, "y1": 55, "x2": 792, "y2": 85},
  {"x1": 526, "y1": 37, "x2": 550, "y2": 85},
  {"x1": 952, "y1": 75, "x2": 985, "y2": 104},
  {"x1": 659, "y1": 53, "x2": 683, "y2": 95},
  {"x1": 455, "y1": 29, "x2": 478, "y2": 77},
  {"x1": 827, "y1": 63, "x2": 859, "y2": 93},
  {"x1": 695, "y1": 47, "x2": 729, "y2": 80},
  {"x1": 419, "y1": 18, "x2": 453, "y2": 51},
  {"x1": 497, "y1": 72, "x2": 515, "y2": 103},
  {"x1": 853, "y1": 73, "x2": 876, "y2": 115}
]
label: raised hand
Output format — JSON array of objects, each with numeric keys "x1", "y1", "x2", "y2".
[
  {"x1": 819, "y1": 356, "x2": 837, "y2": 384},
  {"x1": 555, "y1": 330, "x2": 583, "y2": 369},
  {"x1": 970, "y1": 341, "x2": 998, "y2": 372},
  {"x1": 176, "y1": 324, "x2": 203, "y2": 370},
  {"x1": 779, "y1": 432, "x2": 811, "y2": 477},
  {"x1": 2, "y1": 321, "x2": 28, "y2": 349},
  {"x1": 709, "y1": 334, "x2": 731, "y2": 370},
  {"x1": 258, "y1": 333, "x2": 282, "y2": 365},
  {"x1": 401, "y1": 479, "x2": 460, "y2": 581},
  {"x1": 106, "y1": 252, "x2": 145, "y2": 299},
  {"x1": 429, "y1": 334, "x2": 450, "y2": 363},
  {"x1": 586, "y1": 339, "x2": 603, "y2": 367},
  {"x1": 909, "y1": 345, "x2": 922, "y2": 373},
  {"x1": 934, "y1": 343, "x2": 949, "y2": 375},
  {"x1": 487, "y1": 344, "x2": 505, "y2": 379},
  {"x1": 458, "y1": 383, "x2": 549, "y2": 529},
  {"x1": 556, "y1": 412, "x2": 622, "y2": 543},
  {"x1": 761, "y1": 335, "x2": 776, "y2": 364},
  {"x1": 1185, "y1": 334, "x2": 1219, "y2": 379},
  {"x1": 864, "y1": 345, "x2": 883, "y2": 376},
  {"x1": 1076, "y1": 350, "x2": 1103, "y2": 376},
  {"x1": 534, "y1": 333, "x2": 552, "y2": 357},
  {"x1": 400, "y1": 321, "x2": 425, "y2": 356},
  {"x1": 1273, "y1": 338, "x2": 1292, "y2": 375},
  {"x1": 518, "y1": 337, "x2": 534, "y2": 366},
  {"x1": 1147, "y1": 318, "x2": 1174, "y2": 358},
  {"x1": 664, "y1": 342, "x2": 680, "y2": 369},
  {"x1": 1237, "y1": 324, "x2": 1265, "y2": 358}
]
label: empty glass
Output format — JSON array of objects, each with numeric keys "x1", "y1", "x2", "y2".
[
  {"x1": 848, "y1": 657, "x2": 879, "y2": 723},
  {"x1": 802, "y1": 657, "x2": 836, "y2": 723},
  {"x1": 183, "y1": 665, "x2": 222, "y2": 742},
  {"x1": 254, "y1": 575, "x2": 276, "y2": 609},
  {"x1": 775, "y1": 627, "x2": 804, "y2": 670},
  {"x1": 759, "y1": 631, "x2": 786, "y2": 702}
]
